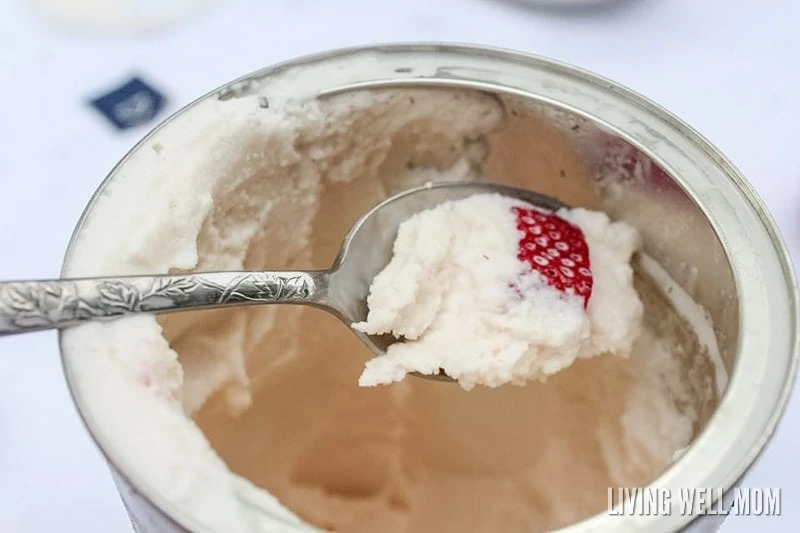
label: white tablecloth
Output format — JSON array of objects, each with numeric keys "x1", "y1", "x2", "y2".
[{"x1": 0, "y1": 0, "x2": 797, "y2": 531}]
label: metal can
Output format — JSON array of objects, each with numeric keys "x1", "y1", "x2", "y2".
[{"x1": 59, "y1": 43, "x2": 798, "y2": 533}]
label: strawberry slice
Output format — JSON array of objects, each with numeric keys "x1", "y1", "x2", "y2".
[{"x1": 512, "y1": 206, "x2": 593, "y2": 306}]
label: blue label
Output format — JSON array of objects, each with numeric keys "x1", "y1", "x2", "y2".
[{"x1": 89, "y1": 76, "x2": 167, "y2": 130}]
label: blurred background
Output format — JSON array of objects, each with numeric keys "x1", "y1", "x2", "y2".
[{"x1": 0, "y1": 0, "x2": 798, "y2": 531}]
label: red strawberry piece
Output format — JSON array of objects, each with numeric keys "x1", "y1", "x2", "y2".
[{"x1": 512, "y1": 206, "x2": 593, "y2": 307}]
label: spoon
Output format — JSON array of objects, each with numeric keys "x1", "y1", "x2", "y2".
[{"x1": 0, "y1": 181, "x2": 563, "y2": 380}]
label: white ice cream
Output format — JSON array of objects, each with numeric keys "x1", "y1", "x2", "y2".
[
  {"x1": 59, "y1": 85, "x2": 725, "y2": 533},
  {"x1": 354, "y1": 194, "x2": 643, "y2": 390}
]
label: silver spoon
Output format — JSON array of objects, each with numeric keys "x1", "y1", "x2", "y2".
[{"x1": 0, "y1": 181, "x2": 563, "y2": 380}]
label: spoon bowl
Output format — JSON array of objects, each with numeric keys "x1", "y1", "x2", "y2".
[
  {"x1": 0, "y1": 181, "x2": 564, "y2": 381},
  {"x1": 329, "y1": 181, "x2": 565, "y2": 379}
]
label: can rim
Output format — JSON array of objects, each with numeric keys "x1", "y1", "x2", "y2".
[{"x1": 58, "y1": 42, "x2": 800, "y2": 533}]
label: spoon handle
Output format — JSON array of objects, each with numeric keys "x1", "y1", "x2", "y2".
[{"x1": 0, "y1": 271, "x2": 328, "y2": 336}]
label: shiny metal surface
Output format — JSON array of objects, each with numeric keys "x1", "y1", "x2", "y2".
[
  {"x1": 58, "y1": 43, "x2": 798, "y2": 533},
  {"x1": 0, "y1": 271, "x2": 321, "y2": 335},
  {"x1": 2, "y1": 182, "x2": 560, "y2": 381}
]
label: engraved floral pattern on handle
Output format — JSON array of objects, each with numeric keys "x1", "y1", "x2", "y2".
[
  {"x1": 0, "y1": 281, "x2": 79, "y2": 329},
  {"x1": 0, "y1": 272, "x2": 317, "y2": 335}
]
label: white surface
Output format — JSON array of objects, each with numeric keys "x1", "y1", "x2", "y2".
[
  {"x1": 28, "y1": 0, "x2": 222, "y2": 36},
  {"x1": 0, "y1": 0, "x2": 797, "y2": 531}
]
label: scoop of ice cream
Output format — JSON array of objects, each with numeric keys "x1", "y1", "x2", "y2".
[{"x1": 353, "y1": 192, "x2": 643, "y2": 390}]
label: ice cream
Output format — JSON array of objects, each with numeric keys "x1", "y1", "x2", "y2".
[
  {"x1": 60, "y1": 86, "x2": 726, "y2": 533},
  {"x1": 354, "y1": 193, "x2": 643, "y2": 389}
]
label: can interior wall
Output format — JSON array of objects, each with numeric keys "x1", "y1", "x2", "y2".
[{"x1": 59, "y1": 44, "x2": 798, "y2": 533}]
